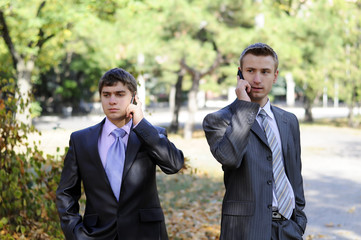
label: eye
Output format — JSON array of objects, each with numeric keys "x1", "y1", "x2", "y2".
[{"x1": 116, "y1": 92, "x2": 126, "y2": 97}]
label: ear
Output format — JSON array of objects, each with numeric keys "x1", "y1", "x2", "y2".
[{"x1": 273, "y1": 70, "x2": 279, "y2": 84}]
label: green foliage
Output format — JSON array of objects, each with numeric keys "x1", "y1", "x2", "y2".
[
  {"x1": 1, "y1": 0, "x2": 360, "y2": 118},
  {"x1": 30, "y1": 101, "x2": 42, "y2": 118},
  {"x1": 0, "y1": 78, "x2": 63, "y2": 239}
]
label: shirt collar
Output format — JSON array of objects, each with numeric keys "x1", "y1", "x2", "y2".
[
  {"x1": 257, "y1": 99, "x2": 274, "y2": 120},
  {"x1": 104, "y1": 118, "x2": 132, "y2": 137}
]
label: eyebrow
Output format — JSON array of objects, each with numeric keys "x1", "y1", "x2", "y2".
[
  {"x1": 245, "y1": 67, "x2": 272, "y2": 71},
  {"x1": 102, "y1": 90, "x2": 127, "y2": 94}
]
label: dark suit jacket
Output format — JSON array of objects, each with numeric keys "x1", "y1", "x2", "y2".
[
  {"x1": 56, "y1": 118, "x2": 184, "y2": 240},
  {"x1": 203, "y1": 100, "x2": 307, "y2": 240}
]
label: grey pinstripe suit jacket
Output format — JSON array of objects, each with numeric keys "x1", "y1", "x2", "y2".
[{"x1": 203, "y1": 99, "x2": 307, "y2": 240}]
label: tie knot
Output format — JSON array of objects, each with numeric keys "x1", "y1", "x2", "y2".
[
  {"x1": 111, "y1": 128, "x2": 126, "y2": 138},
  {"x1": 258, "y1": 109, "x2": 267, "y2": 119}
]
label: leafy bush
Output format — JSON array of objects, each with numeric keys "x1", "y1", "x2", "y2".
[{"x1": 0, "y1": 78, "x2": 63, "y2": 239}]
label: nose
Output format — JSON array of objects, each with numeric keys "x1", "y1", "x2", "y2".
[
  {"x1": 253, "y1": 72, "x2": 261, "y2": 84},
  {"x1": 109, "y1": 95, "x2": 117, "y2": 104}
]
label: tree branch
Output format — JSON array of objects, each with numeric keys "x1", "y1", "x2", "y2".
[
  {"x1": 180, "y1": 57, "x2": 197, "y2": 78},
  {"x1": 29, "y1": 1, "x2": 55, "y2": 51},
  {"x1": 0, "y1": 10, "x2": 19, "y2": 70},
  {"x1": 200, "y1": 40, "x2": 223, "y2": 77},
  {"x1": 181, "y1": 37, "x2": 224, "y2": 81},
  {"x1": 36, "y1": 1, "x2": 46, "y2": 17}
]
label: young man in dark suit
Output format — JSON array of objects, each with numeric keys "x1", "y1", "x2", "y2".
[
  {"x1": 56, "y1": 68, "x2": 184, "y2": 240},
  {"x1": 203, "y1": 43, "x2": 307, "y2": 239}
]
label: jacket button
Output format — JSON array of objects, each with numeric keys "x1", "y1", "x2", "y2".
[
  {"x1": 267, "y1": 180, "x2": 272, "y2": 185},
  {"x1": 267, "y1": 156, "x2": 272, "y2": 161},
  {"x1": 268, "y1": 204, "x2": 272, "y2": 209}
]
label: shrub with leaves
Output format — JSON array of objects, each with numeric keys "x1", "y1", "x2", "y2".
[{"x1": 0, "y1": 78, "x2": 63, "y2": 239}]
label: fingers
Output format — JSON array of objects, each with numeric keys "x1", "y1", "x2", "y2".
[
  {"x1": 245, "y1": 82, "x2": 251, "y2": 93},
  {"x1": 134, "y1": 95, "x2": 142, "y2": 108},
  {"x1": 235, "y1": 77, "x2": 251, "y2": 102},
  {"x1": 127, "y1": 95, "x2": 144, "y2": 124},
  {"x1": 237, "y1": 78, "x2": 251, "y2": 91}
]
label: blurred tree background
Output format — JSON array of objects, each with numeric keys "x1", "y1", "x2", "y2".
[
  {"x1": 1, "y1": 0, "x2": 361, "y2": 238},
  {"x1": 0, "y1": 0, "x2": 360, "y2": 129}
]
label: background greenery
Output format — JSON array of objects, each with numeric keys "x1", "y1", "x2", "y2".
[
  {"x1": 0, "y1": 0, "x2": 360, "y2": 122},
  {"x1": 1, "y1": 0, "x2": 361, "y2": 239}
]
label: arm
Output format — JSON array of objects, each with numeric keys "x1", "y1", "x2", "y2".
[
  {"x1": 290, "y1": 115, "x2": 307, "y2": 233},
  {"x1": 133, "y1": 118, "x2": 184, "y2": 174},
  {"x1": 56, "y1": 134, "x2": 82, "y2": 240},
  {"x1": 202, "y1": 100, "x2": 259, "y2": 168},
  {"x1": 126, "y1": 95, "x2": 184, "y2": 174}
]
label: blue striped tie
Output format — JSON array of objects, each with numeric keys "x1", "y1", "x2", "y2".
[
  {"x1": 259, "y1": 109, "x2": 293, "y2": 219},
  {"x1": 105, "y1": 128, "x2": 126, "y2": 201}
]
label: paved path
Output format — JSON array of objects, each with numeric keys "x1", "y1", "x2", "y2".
[
  {"x1": 33, "y1": 107, "x2": 361, "y2": 240},
  {"x1": 301, "y1": 125, "x2": 361, "y2": 240}
]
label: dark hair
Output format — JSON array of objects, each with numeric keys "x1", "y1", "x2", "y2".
[
  {"x1": 98, "y1": 68, "x2": 137, "y2": 94},
  {"x1": 239, "y1": 43, "x2": 278, "y2": 71}
]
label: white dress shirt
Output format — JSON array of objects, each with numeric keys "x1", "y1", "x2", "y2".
[{"x1": 256, "y1": 100, "x2": 295, "y2": 212}]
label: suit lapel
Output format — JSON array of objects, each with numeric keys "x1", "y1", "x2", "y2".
[
  {"x1": 122, "y1": 128, "x2": 141, "y2": 181},
  {"x1": 251, "y1": 105, "x2": 290, "y2": 167},
  {"x1": 272, "y1": 106, "x2": 289, "y2": 162},
  {"x1": 87, "y1": 119, "x2": 110, "y2": 182},
  {"x1": 251, "y1": 121, "x2": 269, "y2": 147}
]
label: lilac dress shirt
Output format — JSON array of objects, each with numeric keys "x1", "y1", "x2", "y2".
[{"x1": 98, "y1": 118, "x2": 132, "y2": 168}]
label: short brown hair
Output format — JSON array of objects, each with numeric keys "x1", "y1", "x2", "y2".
[
  {"x1": 98, "y1": 68, "x2": 137, "y2": 94},
  {"x1": 239, "y1": 43, "x2": 278, "y2": 71}
]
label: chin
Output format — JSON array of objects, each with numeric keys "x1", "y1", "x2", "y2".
[
  {"x1": 107, "y1": 113, "x2": 124, "y2": 120},
  {"x1": 250, "y1": 96, "x2": 266, "y2": 104}
]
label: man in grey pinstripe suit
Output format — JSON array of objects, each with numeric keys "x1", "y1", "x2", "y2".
[{"x1": 203, "y1": 43, "x2": 307, "y2": 239}]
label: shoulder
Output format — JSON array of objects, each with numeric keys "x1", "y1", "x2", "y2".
[
  {"x1": 272, "y1": 105, "x2": 300, "y2": 131},
  {"x1": 272, "y1": 106, "x2": 298, "y2": 120},
  {"x1": 205, "y1": 104, "x2": 232, "y2": 119},
  {"x1": 134, "y1": 118, "x2": 166, "y2": 135},
  {"x1": 204, "y1": 100, "x2": 259, "y2": 125},
  {"x1": 204, "y1": 99, "x2": 247, "y2": 120},
  {"x1": 154, "y1": 125, "x2": 165, "y2": 133},
  {"x1": 203, "y1": 104, "x2": 232, "y2": 127}
]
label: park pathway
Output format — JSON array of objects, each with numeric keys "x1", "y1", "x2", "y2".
[{"x1": 33, "y1": 107, "x2": 361, "y2": 240}]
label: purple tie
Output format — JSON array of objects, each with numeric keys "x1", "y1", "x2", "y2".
[{"x1": 105, "y1": 128, "x2": 126, "y2": 201}]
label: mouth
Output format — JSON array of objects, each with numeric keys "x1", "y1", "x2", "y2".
[
  {"x1": 108, "y1": 108, "x2": 119, "y2": 112},
  {"x1": 251, "y1": 87, "x2": 263, "y2": 92}
]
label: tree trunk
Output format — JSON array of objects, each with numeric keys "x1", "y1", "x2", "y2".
[
  {"x1": 184, "y1": 73, "x2": 200, "y2": 139},
  {"x1": 180, "y1": 40, "x2": 223, "y2": 139},
  {"x1": 0, "y1": 4, "x2": 54, "y2": 125},
  {"x1": 347, "y1": 85, "x2": 357, "y2": 127},
  {"x1": 304, "y1": 96, "x2": 313, "y2": 122},
  {"x1": 169, "y1": 68, "x2": 185, "y2": 133},
  {"x1": 348, "y1": 104, "x2": 354, "y2": 127},
  {"x1": 16, "y1": 59, "x2": 34, "y2": 125}
]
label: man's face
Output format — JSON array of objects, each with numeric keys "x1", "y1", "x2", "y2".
[
  {"x1": 241, "y1": 54, "x2": 278, "y2": 107},
  {"x1": 101, "y1": 81, "x2": 133, "y2": 127}
]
